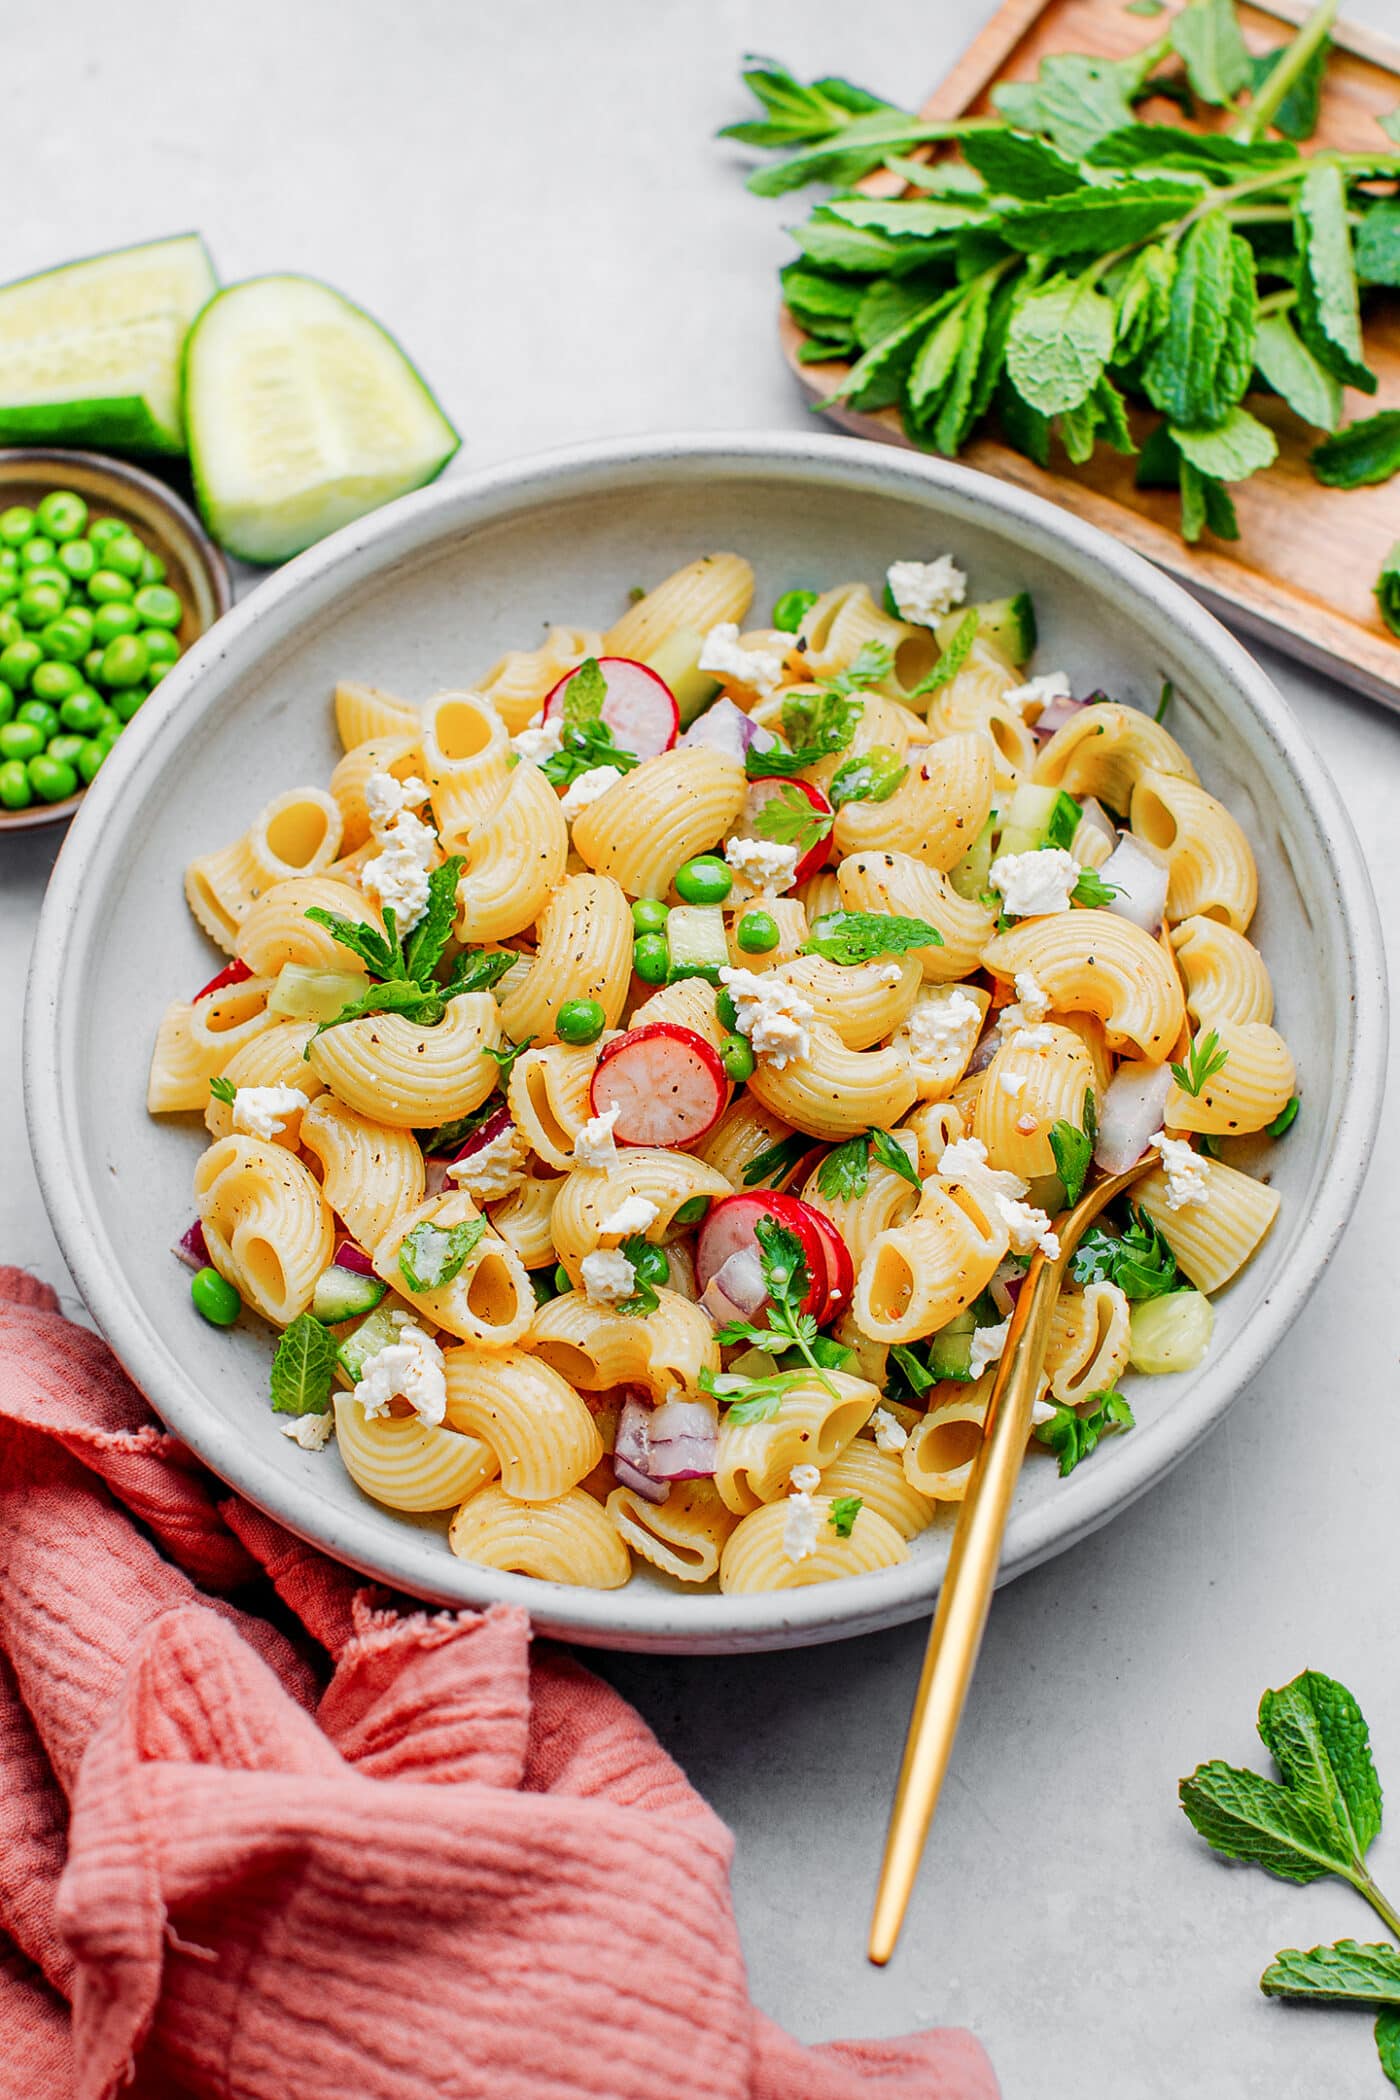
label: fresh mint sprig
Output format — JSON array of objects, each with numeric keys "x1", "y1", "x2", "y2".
[
  {"x1": 270, "y1": 1312, "x2": 338, "y2": 1418},
  {"x1": 804, "y1": 910, "x2": 943, "y2": 965}
]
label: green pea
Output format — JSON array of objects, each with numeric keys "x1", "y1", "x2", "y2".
[
  {"x1": 191, "y1": 1265, "x2": 241, "y2": 1326},
  {"x1": 100, "y1": 634, "x2": 149, "y2": 689},
  {"x1": 632, "y1": 933, "x2": 670, "y2": 985},
  {"x1": 736, "y1": 909, "x2": 781, "y2": 955},
  {"x1": 0, "y1": 757, "x2": 32, "y2": 807},
  {"x1": 92, "y1": 601, "x2": 140, "y2": 644},
  {"x1": 715, "y1": 987, "x2": 739, "y2": 1032},
  {"x1": 555, "y1": 997, "x2": 605, "y2": 1045},
  {"x1": 35, "y1": 489, "x2": 88, "y2": 542},
  {"x1": 22, "y1": 564, "x2": 70, "y2": 598},
  {"x1": 94, "y1": 723, "x2": 123, "y2": 753},
  {"x1": 39, "y1": 617, "x2": 89, "y2": 663},
  {"x1": 112, "y1": 686, "x2": 147, "y2": 723},
  {"x1": 93, "y1": 701, "x2": 121, "y2": 734},
  {"x1": 102, "y1": 533, "x2": 146, "y2": 579},
  {"x1": 772, "y1": 588, "x2": 818, "y2": 633},
  {"x1": 145, "y1": 660, "x2": 171, "y2": 686},
  {"x1": 76, "y1": 740, "x2": 106, "y2": 785},
  {"x1": 630, "y1": 1242, "x2": 671, "y2": 1289},
  {"x1": 631, "y1": 896, "x2": 669, "y2": 936},
  {"x1": 140, "y1": 627, "x2": 180, "y2": 666},
  {"x1": 0, "y1": 507, "x2": 34, "y2": 548},
  {"x1": 139, "y1": 549, "x2": 167, "y2": 585},
  {"x1": 46, "y1": 733, "x2": 86, "y2": 767},
  {"x1": 57, "y1": 537, "x2": 97, "y2": 582},
  {"x1": 0, "y1": 680, "x2": 11, "y2": 727},
  {"x1": 26, "y1": 752, "x2": 77, "y2": 803},
  {"x1": 552, "y1": 1262, "x2": 573, "y2": 1296},
  {"x1": 530, "y1": 1268, "x2": 558, "y2": 1307},
  {"x1": 19, "y1": 535, "x2": 55, "y2": 568},
  {"x1": 133, "y1": 582, "x2": 182, "y2": 628},
  {"x1": 0, "y1": 615, "x2": 22, "y2": 650},
  {"x1": 673, "y1": 855, "x2": 732, "y2": 906},
  {"x1": 0, "y1": 639, "x2": 43, "y2": 690},
  {"x1": 59, "y1": 687, "x2": 105, "y2": 733},
  {"x1": 87, "y1": 516, "x2": 124, "y2": 549},
  {"x1": 720, "y1": 1032, "x2": 755, "y2": 1082},
  {"x1": 31, "y1": 659, "x2": 82, "y2": 704},
  {"x1": 17, "y1": 584, "x2": 68, "y2": 630},
  {"x1": 16, "y1": 698, "x2": 60, "y2": 740},
  {"x1": 88, "y1": 568, "x2": 134, "y2": 605},
  {"x1": 83, "y1": 647, "x2": 106, "y2": 683}
]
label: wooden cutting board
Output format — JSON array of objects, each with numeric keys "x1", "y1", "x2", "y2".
[{"x1": 779, "y1": 0, "x2": 1400, "y2": 712}]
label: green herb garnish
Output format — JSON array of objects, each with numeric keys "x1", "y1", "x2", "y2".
[
  {"x1": 816, "y1": 1127, "x2": 920, "y2": 1201},
  {"x1": 1072, "y1": 1203, "x2": 1180, "y2": 1298},
  {"x1": 754, "y1": 782, "x2": 835, "y2": 854},
  {"x1": 1172, "y1": 1027, "x2": 1230, "y2": 1097},
  {"x1": 1033, "y1": 1387, "x2": 1134, "y2": 1475},
  {"x1": 270, "y1": 1312, "x2": 338, "y2": 1417},
  {"x1": 538, "y1": 658, "x2": 642, "y2": 789},
  {"x1": 804, "y1": 909, "x2": 942, "y2": 965},
  {"x1": 1049, "y1": 1089, "x2": 1097, "y2": 1207},
  {"x1": 1266, "y1": 1094, "x2": 1301, "y2": 1138},
  {"x1": 829, "y1": 1494, "x2": 863, "y2": 1538},
  {"x1": 398, "y1": 1216, "x2": 486, "y2": 1294},
  {"x1": 1072, "y1": 865, "x2": 1121, "y2": 908},
  {"x1": 913, "y1": 608, "x2": 979, "y2": 695},
  {"x1": 712, "y1": 1217, "x2": 842, "y2": 1399},
  {"x1": 829, "y1": 745, "x2": 908, "y2": 809},
  {"x1": 740, "y1": 1131, "x2": 813, "y2": 1189},
  {"x1": 209, "y1": 1074, "x2": 237, "y2": 1105}
]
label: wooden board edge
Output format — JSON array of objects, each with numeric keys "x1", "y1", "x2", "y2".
[{"x1": 916, "y1": 0, "x2": 1056, "y2": 118}]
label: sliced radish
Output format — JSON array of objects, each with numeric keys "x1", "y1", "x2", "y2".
[
  {"x1": 173, "y1": 1218, "x2": 210, "y2": 1270},
  {"x1": 332, "y1": 1239, "x2": 375, "y2": 1277},
  {"x1": 192, "y1": 957, "x2": 253, "y2": 1003},
  {"x1": 805, "y1": 1208, "x2": 854, "y2": 1325},
  {"x1": 542, "y1": 656, "x2": 678, "y2": 760},
  {"x1": 590, "y1": 1024, "x2": 727, "y2": 1147},
  {"x1": 696, "y1": 1191, "x2": 827, "y2": 1318},
  {"x1": 736, "y1": 776, "x2": 833, "y2": 885}
]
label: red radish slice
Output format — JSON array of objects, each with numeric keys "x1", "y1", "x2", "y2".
[
  {"x1": 192, "y1": 958, "x2": 253, "y2": 1003},
  {"x1": 332, "y1": 1239, "x2": 375, "y2": 1277},
  {"x1": 542, "y1": 656, "x2": 679, "y2": 760},
  {"x1": 447, "y1": 1102, "x2": 515, "y2": 1164},
  {"x1": 695, "y1": 1191, "x2": 827, "y2": 1318},
  {"x1": 173, "y1": 1219, "x2": 210, "y2": 1270},
  {"x1": 736, "y1": 776, "x2": 833, "y2": 886},
  {"x1": 804, "y1": 1208, "x2": 854, "y2": 1325},
  {"x1": 590, "y1": 1024, "x2": 727, "y2": 1147}
]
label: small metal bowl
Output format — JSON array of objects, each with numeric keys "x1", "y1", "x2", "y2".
[{"x1": 0, "y1": 447, "x2": 232, "y2": 833}]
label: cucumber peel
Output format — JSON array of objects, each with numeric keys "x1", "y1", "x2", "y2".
[
  {"x1": 183, "y1": 275, "x2": 460, "y2": 564},
  {"x1": 0, "y1": 232, "x2": 216, "y2": 454}
]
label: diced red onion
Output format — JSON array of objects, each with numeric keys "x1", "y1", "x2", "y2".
[
  {"x1": 1078, "y1": 797, "x2": 1117, "y2": 847},
  {"x1": 173, "y1": 1219, "x2": 209, "y2": 1270},
  {"x1": 1101, "y1": 833, "x2": 1170, "y2": 934},
  {"x1": 679, "y1": 697, "x2": 759, "y2": 763},
  {"x1": 700, "y1": 1246, "x2": 767, "y2": 1327},
  {"x1": 425, "y1": 1157, "x2": 450, "y2": 1198},
  {"x1": 1095, "y1": 1061, "x2": 1172, "y2": 1175},
  {"x1": 333, "y1": 1239, "x2": 375, "y2": 1277},
  {"x1": 1033, "y1": 697, "x2": 1088, "y2": 742},
  {"x1": 613, "y1": 1455, "x2": 670, "y2": 1504},
  {"x1": 647, "y1": 1397, "x2": 718, "y2": 1481},
  {"x1": 614, "y1": 1394, "x2": 652, "y2": 1472},
  {"x1": 449, "y1": 1103, "x2": 514, "y2": 1165},
  {"x1": 968, "y1": 1020, "x2": 1002, "y2": 1075}
]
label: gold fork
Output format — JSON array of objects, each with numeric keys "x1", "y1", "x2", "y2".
[{"x1": 867, "y1": 1157, "x2": 1155, "y2": 1966}]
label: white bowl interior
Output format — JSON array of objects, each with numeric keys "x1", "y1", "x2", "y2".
[{"x1": 26, "y1": 438, "x2": 1386, "y2": 1653}]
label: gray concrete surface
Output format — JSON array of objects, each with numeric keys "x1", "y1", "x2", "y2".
[{"x1": 4, "y1": 4, "x2": 1398, "y2": 2092}]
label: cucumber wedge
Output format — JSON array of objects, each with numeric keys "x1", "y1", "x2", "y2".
[
  {"x1": 184, "y1": 276, "x2": 459, "y2": 564},
  {"x1": 0, "y1": 233, "x2": 216, "y2": 454}
]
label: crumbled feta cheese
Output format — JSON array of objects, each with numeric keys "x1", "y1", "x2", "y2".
[
  {"x1": 1015, "y1": 1112, "x2": 1040, "y2": 1137},
  {"x1": 724, "y1": 835, "x2": 798, "y2": 894},
  {"x1": 782, "y1": 1489, "x2": 822, "y2": 1564},
  {"x1": 905, "y1": 986, "x2": 982, "y2": 1064},
  {"x1": 1152, "y1": 1130, "x2": 1209, "y2": 1211},
  {"x1": 871, "y1": 1406, "x2": 908, "y2": 1454},
  {"x1": 573, "y1": 1108, "x2": 620, "y2": 1169},
  {"x1": 229, "y1": 1084, "x2": 306, "y2": 1141},
  {"x1": 510, "y1": 712, "x2": 564, "y2": 766},
  {"x1": 995, "y1": 1196, "x2": 1061, "y2": 1261},
  {"x1": 581, "y1": 1247, "x2": 638, "y2": 1307},
  {"x1": 353, "y1": 1317, "x2": 447, "y2": 1427},
  {"x1": 1002, "y1": 671, "x2": 1072, "y2": 720},
  {"x1": 279, "y1": 1410, "x2": 334, "y2": 1450},
  {"x1": 876, "y1": 962, "x2": 906, "y2": 989},
  {"x1": 886, "y1": 556, "x2": 966, "y2": 626},
  {"x1": 1031, "y1": 1398, "x2": 1058, "y2": 1429},
  {"x1": 600, "y1": 1194, "x2": 660, "y2": 1238},
  {"x1": 989, "y1": 848, "x2": 1080, "y2": 918},
  {"x1": 698, "y1": 621, "x2": 785, "y2": 696},
  {"x1": 446, "y1": 1122, "x2": 530, "y2": 1203},
  {"x1": 717, "y1": 966, "x2": 814, "y2": 1070},
  {"x1": 559, "y1": 764, "x2": 623, "y2": 819},
  {"x1": 1008, "y1": 1024, "x2": 1056, "y2": 1051},
  {"x1": 968, "y1": 1318, "x2": 1010, "y2": 1382},
  {"x1": 999, "y1": 1072, "x2": 1026, "y2": 1098},
  {"x1": 789, "y1": 1462, "x2": 822, "y2": 1495},
  {"x1": 364, "y1": 771, "x2": 430, "y2": 827},
  {"x1": 361, "y1": 778, "x2": 438, "y2": 933},
  {"x1": 936, "y1": 1135, "x2": 1027, "y2": 1210},
  {"x1": 998, "y1": 969, "x2": 1051, "y2": 1034}
]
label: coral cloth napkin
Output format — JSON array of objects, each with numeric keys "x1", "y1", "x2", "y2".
[{"x1": 0, "y1": 1267, "x2": 998, "y2": 2100}]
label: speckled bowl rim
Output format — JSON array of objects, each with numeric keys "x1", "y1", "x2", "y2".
[{"x1": 23, "y1": 433, "x2": 1389, "y2": 1654}]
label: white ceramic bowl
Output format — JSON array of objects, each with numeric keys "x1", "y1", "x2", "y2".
[{"x1": 24, "y1": 435, "x2": 1388, "y2": 1654}]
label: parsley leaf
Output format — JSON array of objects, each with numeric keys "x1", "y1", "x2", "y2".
[
  {"x1": 913, "y1": 608, "x2": 979, "y2": 695},
  {"x1": 398, "y1": 1217, "x2": 486, "y2": 1293},
  {"x1": 713, "y1": 1216, "x2": 841, "y2": 1398},
  {"x1": 754, "y1": 783, "x2": 834, "y2": 854},
  {"x1": 483, "y1": 1034, "x2": 534, "y2": 1077},
  {"x1": 829, "y1": 745, "x2": 907, "y2": 809},
  {"x1": 699, "y1": 1366, "x2": 810, "y2": 1423},
  {"x1": 209, "y1": 1074, "x2": 237, "y2": 1105},
  {"x1": 740, "y1": 1131, "x2": 813, "y2": 1189},
  {"x1": 1072, "y1": 865, "x2": 1120, "y2": 908},
  {"x1": 270, "y1": 1312, "x2": 338, "y2": 1417},
  {"x1": 1072, "y1": 1204, "x2": 1180, "y2": 1298},
  {"x1": 403, "y1": 857, "x2": 466, "y2": 985},
  {"x1": 1033, "y1": 1388, "x2": 1134, "y2": 1475},
  {"x1": 615, "y1": 1234, "x2": 661, "y2": 1318},
  {"x1": 870, "y1": 1127, "x2": 922, "y2": 1189},
  {"x1": 1171, "y1": 1028, "x2": 1230, "y2": 1097},
  {"x1": 1049, "y1": 1089, "x2": 1096, "y2": 1207},
  {"x1": 829, "y1": 1494, "x2": 863, "y2": 1538},
  {"x1": 804, "y1": 910, "x2": 942, "y2": 964}
]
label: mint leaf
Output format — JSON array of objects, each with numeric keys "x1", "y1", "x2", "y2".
[
  {"x1": 1072, "y1": 1205, "x2": 1180, "y2": 1298},
  {"x1": 870, "y1": 1127, "x2": 921, "y2": 1189},
  {"x1": 1378, "y1": 2009, "x2": 1400, "y2": 2090},
  {"x1": 829, "y1": 745, "x2": 907, "y2": 809},
  {"x1": 890, "y1": 1341, "x2": 938, "y2": 1396},
  {"x1": 1170, "y1": 0, "x2": 1252, "y2": 105},
  {"x1": 829, "y1": 1494, "x2": 863, "y2": 1538},
  {"x1": 209, "y1": 1074, "x2": 237, "y2": 1105},
  {"x1": 540, "y1": 714, "x2": 639, "y2": 790},
  {"x1": 996, "y1": 179, "x2": 1202, "y2": 259},
  {"x1": 817, "y1": 1135, "x2": 871, "y2": 1201},
  {"x1": 398, "y1": 1216, "x2": 486, "y2": 1293},
  {"x1": 1143, "y1": 214, "x2": 1236, "y2": 427},
  {"x1": 1172, "y1": 406, "x2": 1278, "y2": 483},
  {"x1": 270, "y1": 1312, "x2": 338, "y2": 1417},
  {"x1": 960, "y1": 130, "x2": 1084, "y2": 200},
  {"x1": 1378, "y1": 542, "x2": 1400, "y2": 640},
  {"x1": 312, "y1": 977, "x2": 447, "y2": 1039},
  {"x1": 781, "y1": 686, "x2": 863, "y2": 754},
  {"x1": 1258, "y1": 1671, "x2": 1383, "y2": 1859},
  {"x1": 914, "y1": 608, "x2": 979, "y2": 695},
  {"x1": 417, "y1": 1104, "x2": 499, "y2": 1155},
  {"x1": 1266, "y1": 1095, "x2": 1300, "y2": 1138},
  {"x1": 304, "y1": 906, "x2": 402, "y2": 982},
  {"x1": 1006, "y1": 273, "x2": 1116, "y2": 416},
  {"x1": 1247, "y1": 33, "x2": 1330, "y2": 143},
  {"x1": 561, "y1": 656, "x2": 607, "y2": 730},
  {"x1": 441, "y1": 947, "x2": 517, "y2": 999},
  {"x1": 1296, "y1": 160, "x2": 1377, "y2": 395},
  {"x1": 483, "y1": 1035, "x2": 533, "y2": 1077},
  {"x1": 1180, "y1": 1760, "x2": 1358, "y2": 1884},
  {"x1": 1310, "y1": 411, "x2": 1400, "y2": 490},
  {"x1": 1034, "y1": 1389, "x2": 1134, "y2": 1475},
  {"x1": 804, "y1": 910, "x2": 943, "y2": 965},
  {"x1": 1253, "y1": 310, "x2": 1342, "y2": 434},
  {"x1": 1261, "y1": 1941, "x2": 1400, "y2": 2007},
  {"x1": 740, "y1": 1132, "x2": 813, "y2": 1189},
  {"x1": 991, "y1": 53, "x2": 1139, "y2": 159},
  {"x1": 1113, "y1": 242, "x2": 1176, "y2": 362},
  {"x1": 1356, "y1": 201, "x2": 1400, "y2": 289},
  {"x1": 404, "y1": 855, "x2": 465, "y2": 986}
]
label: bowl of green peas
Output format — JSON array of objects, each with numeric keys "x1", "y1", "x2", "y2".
[{"x1": 0, "y1": 448, "x2": 231, "y2": 829}]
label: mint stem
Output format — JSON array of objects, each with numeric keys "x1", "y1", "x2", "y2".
[
  {"x1": 1237, "y1": 0, "x2": 1339, "y2": 145},
  {"x1": 1353, "y1": 1869, "x2": 1400, "y2": 1945}
]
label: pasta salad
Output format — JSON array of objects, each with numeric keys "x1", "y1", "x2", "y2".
[{"x1": 148, "y1": 551, "x2": 1296, "y2": 1594}]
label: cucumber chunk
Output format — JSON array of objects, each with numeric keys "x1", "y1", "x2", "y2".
[
  {"x1": 184, "y1": 275, "x2": 460, "y2": 564},
  {"x1": 645, "y1": 626, "x2": 721, "y2": 727},
  {"x1": 313, "y1": 1263, "x2": 387, "y2": 1324},
  {"x1": 0, "y1": 233, "x2": 216, "y2": 454},
  {"x1": 667, "y1": 903, "x2": 730, "y2": 984},
  {"x1": 936, "y1": 593, "x2": 1037, "y2": 669},
  {"x1": 995, "y1": 782, "x2": 1081, "y2": 858},
  {"x1": 336, "y1": 1302, "x2": 401, "y2": 1382}
]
